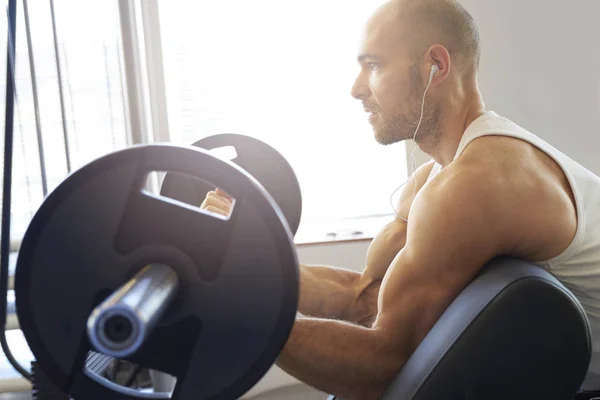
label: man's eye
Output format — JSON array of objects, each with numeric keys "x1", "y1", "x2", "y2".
[{"x1": 367, "y1": 62, "x2": 379, "y2": 71}]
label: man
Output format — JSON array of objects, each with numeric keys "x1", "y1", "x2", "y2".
[{"x1": 201, "y1": 0, "x2": 600, "y2": 398}]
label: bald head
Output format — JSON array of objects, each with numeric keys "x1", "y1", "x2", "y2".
[{"x1": 371, "y1": 0, "x2": 481, "y2": 72}]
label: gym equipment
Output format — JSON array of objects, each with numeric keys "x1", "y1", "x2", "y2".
[
  {"x1": 160, "y1": 133, "x2": 303, "y2": 236},
  {"x1": 328, "y1": 258, "x2": 592, "y2": 400},
  {"x1": 15, "y1": 144, "x2": 300, "y2": 400},
  {"x1": 87, "y1": 263, "x2": 180, "y2": 359},
  {"x1": 7, "y1": 145, "x2": 596, "y2": 400}
]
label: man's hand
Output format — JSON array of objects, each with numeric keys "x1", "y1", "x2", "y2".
[{"x1": 200, "y1": 188, "x2": 233, "y2": 217}]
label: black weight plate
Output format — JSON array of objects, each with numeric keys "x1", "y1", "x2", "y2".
[
  {"x1": 160, "y1": 133, "x2": 302, "y2": 236},
  {"x1": 15, "y1": 144, "x2": 299, "y2": 400}
]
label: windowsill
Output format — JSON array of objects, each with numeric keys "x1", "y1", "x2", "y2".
[{"x1": 294, "y1": 214, "x2": 393, "y2": 246}]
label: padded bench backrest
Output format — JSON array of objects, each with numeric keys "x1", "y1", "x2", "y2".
[{"x1": 330, "y1": 257, "x2": 592, "y2": 400}]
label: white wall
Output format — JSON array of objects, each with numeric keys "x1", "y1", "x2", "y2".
[{"x1": 462, "y1": 0, "x2": 600, "y2": 174}]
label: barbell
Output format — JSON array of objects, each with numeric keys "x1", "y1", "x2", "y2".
[{"x1": 15, "y1": 134, "x2": 303, "y2": 399}]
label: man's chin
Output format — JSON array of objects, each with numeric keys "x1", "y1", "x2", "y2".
[
  {"x1": 374, "y1": 135, "x2": 399, "y2": 146},
  {"x1": 373, "y1": 129, "x2": 407, "y2": 146}
]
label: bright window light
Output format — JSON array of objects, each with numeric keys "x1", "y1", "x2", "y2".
[{"x1": 157, "y1": 0, "x2": 408, "y2": 224}]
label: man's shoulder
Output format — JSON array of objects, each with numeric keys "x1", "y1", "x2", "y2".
[
  {"x1": 405, "y1": 158, "x2": 516, "y2": 264},
  {"x1": 423, "y1": 154, "x2": 502, "y2": 198},
  {"x1": 414, "y1": 154, "x2": 519, "y2": 233},
  {"x1": 414, "y1": 161, "x2": 504, "y2": 223},
  {"x1": 416, "y1": 137, "x2": 577, "y2": 261},
  {"x1": 418, "y1": 127, "x2": 558, "y2": 210},
  {"x1": 437, "y1": 135, "x2": 537, "y2": 193},
  {"x1": 461, "y1": 134, "x2": 534, "y2": 166}
]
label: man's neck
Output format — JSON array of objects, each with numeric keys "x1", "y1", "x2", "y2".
[{"x1": 421, "y1": 102, "x2": 486, "y2": 166}]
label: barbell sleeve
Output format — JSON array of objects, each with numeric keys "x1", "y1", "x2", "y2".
[{"x1": 87, "y1": 263, "x2": 179, "y2": 358}]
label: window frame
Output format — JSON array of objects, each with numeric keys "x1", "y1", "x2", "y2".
[{"x1": 7, "y1": 0, "x2": 141, "y2": 252}]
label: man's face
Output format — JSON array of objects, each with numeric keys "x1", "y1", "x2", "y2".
[{"x1": 351, "y1": 7, "x2": 440, "y2": 146}]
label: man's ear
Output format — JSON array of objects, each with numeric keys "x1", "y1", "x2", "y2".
[{"x1": 426, "y1": 44, "x2": 451, "y2": 85}]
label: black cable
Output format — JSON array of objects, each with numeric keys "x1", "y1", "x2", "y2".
[
  {"x1": 48, "y1": 0, "x2": 71, "y2": 173},
  {"x1": 1, "y1": 0, "x2": 32, "y2": 382},
  {"x1": 5, "y1": 4, "x2": 17, "y2": 103}
]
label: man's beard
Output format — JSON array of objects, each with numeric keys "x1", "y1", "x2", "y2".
[{"x1": 373, "y1": 64, "x2": 441, "y2": 148}]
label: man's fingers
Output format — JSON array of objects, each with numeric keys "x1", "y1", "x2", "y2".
[
  {"x1": 215, "y1": 187, "x2": 233, "y2": 201},
  {"x1": 201, "y1": 194, "x2": 231, "y2": 212},
  {"x1": 205, "y1": 205, "x2": 229, "y2": 217},
  {"x1": 206, "y1": 190, "x2": 232, "y2": 205}
]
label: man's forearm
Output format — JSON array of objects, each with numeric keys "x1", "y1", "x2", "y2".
[
  {"x1": 298, "y1": 264, "x2": 377, "y2": 324},
  {"x1": 276, "y1": 317, "x2": 400, "y2": 400}
]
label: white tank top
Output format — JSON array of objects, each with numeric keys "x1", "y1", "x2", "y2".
[{"x1": 427, "y1": 111, "x2": 600, "y2": 390}]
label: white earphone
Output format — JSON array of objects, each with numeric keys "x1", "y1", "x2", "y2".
[
  {"x1": 390, "y1": 63, "x2": 439, "y2": 222},
  {"x1": 429, "y1": 64, "x2": 439, "y2": 84}
]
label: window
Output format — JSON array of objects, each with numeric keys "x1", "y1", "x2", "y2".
[
  {"x1": 0, "y1": 0, "x2": 130, "y2": 243},
  {"x1": 156, "y1": 0, "x2": 408, "y2": 231},
  {"x1": 2, "y1": 0, "x2": 411, "y2": 246}
]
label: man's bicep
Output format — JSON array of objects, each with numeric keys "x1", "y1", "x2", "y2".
[
  {"x1": 373, "y1": 174, "x2": 505, "y2": 351},
  {"x1": 361, "y1": 161, "x2": 437, "y2": 285}
]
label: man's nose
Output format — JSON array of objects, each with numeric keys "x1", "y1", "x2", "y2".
[{"x1": 351, "y1": 72, "x2": 370, "y2": 100}]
